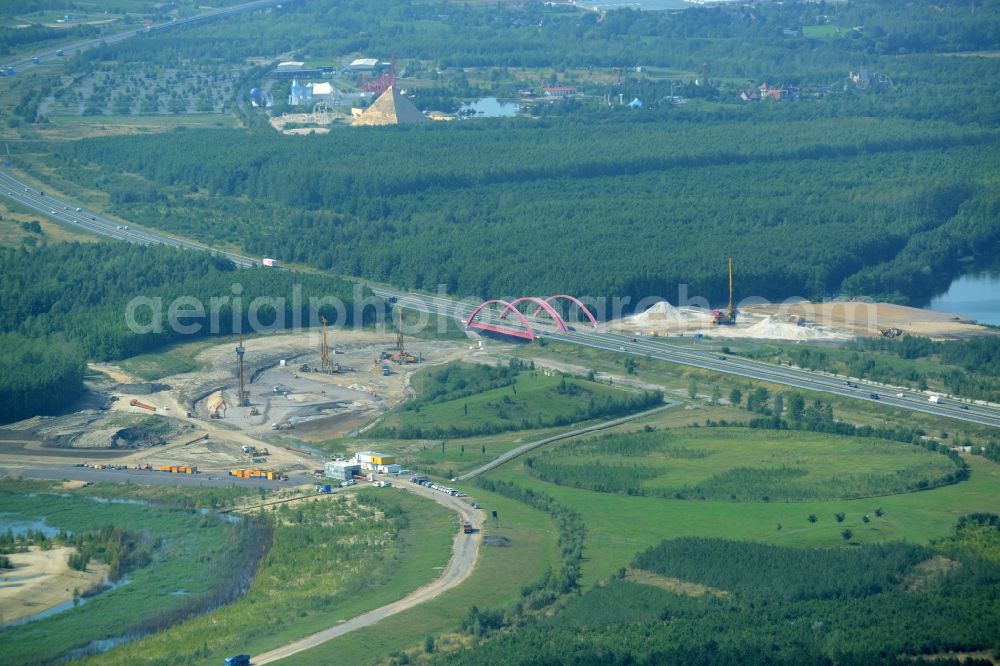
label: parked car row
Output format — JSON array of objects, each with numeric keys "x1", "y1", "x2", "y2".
[{"x1": 408, "y1": 476, "x2": 467, "y2": 497}]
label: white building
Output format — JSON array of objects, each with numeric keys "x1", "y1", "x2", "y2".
[
  {"x1": 354, "y1": 451, "x2": 401, "y2": 474},
  {"x1": 325, "y1": 460, "x2": 361, "y2": 481}
]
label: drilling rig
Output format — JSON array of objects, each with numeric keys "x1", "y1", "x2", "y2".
[
  {"x1": 236, "y1": 335, "x2": 250, "y2": 406},
  {"x1": 712, "y1": 257, "x2": 737, "y2": 326},
  {"x1": 320, "y1": 315, "x2": 332, "y2": 373},
  {"x1": 394, "y1": 305, "x2": 417, "y2": 364}
]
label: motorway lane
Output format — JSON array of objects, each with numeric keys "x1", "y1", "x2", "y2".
[
  {"x1": 2, "y1": 0, "x2": 285, "y2": 73},
  {"x1": 0, "y1": 171, "x2": 257, "y2": 267},
  {"x1": 372, "y1": 288, "x2": 1000, "y2": 430},
  {"x1": 1, "y1": 174, "x2": 995, "y2": 429}
]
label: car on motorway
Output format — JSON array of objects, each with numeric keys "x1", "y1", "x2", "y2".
[
  {"x1": 619, "y1": 346, "x2": 626, "y2": 351},
  {"x1": 51, "y1": 210, "x2": 57, "y2": 214},
  {"x1": 75, "y1": 207, "x2": 81, "y2": 212},
  {"x1": 718, "y1": 355, "x2": 727, "y2": 360},
  {"x1": 870, "y1": 393, "x2": 880, "y2": 400},
  {"x1": 960, "y1": 404, "x2": 969, "y2": 410},
  {"x1": 896, "y1": 392, "x2": 905, "y2": 397},
  {"x1": 91, "y1": 216, "x2": 96, "y2": 220}
]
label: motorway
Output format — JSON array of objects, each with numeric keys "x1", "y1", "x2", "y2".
[
  {"x1": 0, "y1": 171, "x2": 257, "y2": 267},
  {"x1": 373, "y1": 288, "x2": 1000, "y2": 430},
  {"x1": 2, "y1": 0, "x2": 285, "y2": 74},
  {"x1": 1, "y1": 137, "x2": 997, "y2": 431}
]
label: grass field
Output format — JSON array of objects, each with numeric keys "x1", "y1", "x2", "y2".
[
  {"x1": 525, "y1": 427, "x2": 963, "y2": 501},
  {"x1": 373, "y1": 366, "x2": 657, "y2": 439},
  {"x1": 278, "y1": 485, "x2": 560, "y2": 665},
  {"x1": 38, "y1": 113, "x2": 241, "y2": 140},
  {"x1": 0, "y1": 199, "x2": 100, "y2": 248},
  {"x1": 0, "y1": 482, "x2": 250, "y2": 664},
  {"x1": 521, "y1": 340, "x2": 1000, "y2": 443},
  {"x1": 802, "y1": 24, "x2": 841, "y2": 38},
  {"x1": 116, "y1": 337, "x2": 219, "y2": 380},
  {"x1": 86, "y1": 487, "x2": 455, "y2": 665},
  {"x1": 488, "y1": 452, "x2": 1000, "y2": 588}
]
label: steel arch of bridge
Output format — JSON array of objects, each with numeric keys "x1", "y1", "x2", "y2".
[
  {"x1": 499, "y1": 297, "x2": 569, "y2": 333},
  {"x1": 466, "y1": 295, "x2": 600, "y2": 340},
  {"x1": 531, "y1": 295, "x2": 599, "y2": 329},
  {"x1": 465, "y1": 299, "x2": 537, "y2": 340}
]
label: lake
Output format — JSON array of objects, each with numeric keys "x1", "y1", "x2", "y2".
[
  {"x1": 927, "y1": 270, "x2": 1000, "y2": 326},
  {"x1": 458, "y1": 98, "x2": 520, "y2": 118}
]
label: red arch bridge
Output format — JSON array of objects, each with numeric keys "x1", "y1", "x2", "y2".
[{"x1": 465, "y1": 295, "x2": 599, "y2": 341}]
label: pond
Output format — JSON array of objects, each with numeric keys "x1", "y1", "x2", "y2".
[
  {"x1": 458, "y1": 97, "x2": 520, "y2": 118},
  {"x1": 927, "y1": 269, "x2": 1000, "y2": 326}
]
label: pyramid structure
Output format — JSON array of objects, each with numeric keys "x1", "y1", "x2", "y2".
[{"x1": 352, "y1": 87, "x2": 428, "y2": 126}]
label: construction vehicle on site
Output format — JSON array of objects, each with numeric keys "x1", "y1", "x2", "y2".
[{"x1": 712, "y1": 257, "x2": 737, "y2": 326}]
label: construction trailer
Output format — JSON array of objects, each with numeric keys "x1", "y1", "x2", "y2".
[
  {"x1": 159, "y1": 465, "x2": 197, "y2": 474},
  {"x1": 712, "y1": 257, "x2": 738, "y2": 325}
]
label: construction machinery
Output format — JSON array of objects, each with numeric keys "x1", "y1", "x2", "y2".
[
  {"x1": 129, "y1": 398, "x2": 157, "y2": 412},
  {"x1": 712, "y1": 257, "x2": 737, "y2": 326},
  {"x1": 880, "y1": 327, "x2": 903, "y2": 338},
  {"x1": 320, "y1": 315, "x2": 335, "y2": 373},
  {"x1": 236, "y1": 335, "x2": 250, "y2": 407}
]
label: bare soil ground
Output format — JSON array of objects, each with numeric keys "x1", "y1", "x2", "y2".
[
  {"x1": 624, "y1": 567, "x2": 728, "y2": 599},
  {"x1": 0, "y1": 331, "x2": 469, "y2": 477},
  {"x1": 0, "y1": 546, "x2": 110, "y2": 625},
  {"x1": 606, "y1": 299, "x2": 994, "y2": 341}
]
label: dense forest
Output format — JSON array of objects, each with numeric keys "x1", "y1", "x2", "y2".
[
  {"x1": 0, "y1": 243, "x2": 366, "y2": 422},
  {"x1": 435, "y1": 525, "x2": 1000, "y2": 664},
  {"x1": 49, "y1": 118, "x2": 1000, "y2": 308},
  {"x1": 2, "y1": 0, "x2": 992, "y2": 308}
]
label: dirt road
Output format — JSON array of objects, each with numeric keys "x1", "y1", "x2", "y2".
[{"x1": 251, "y1": 483, "x2": 481, "y2": 664}]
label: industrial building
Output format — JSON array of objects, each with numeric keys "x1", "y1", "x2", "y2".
[
  {"x1": 353, "y1": 451, "x2": 401, "y2": 474},
  {"x1": 324, "y1": 460, "x2": 361, "y2": 481},
  {"x1": 348, "y1": 58, "x2": 379, "y2": 71}
]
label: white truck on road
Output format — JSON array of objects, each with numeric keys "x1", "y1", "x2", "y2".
[{"x1": 928, "y1": 395, "x2": 942, "y2": 404}]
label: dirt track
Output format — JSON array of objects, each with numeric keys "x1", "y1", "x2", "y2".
[{"x1": 252, "y1": 482, "x2": 482, "y2": 664}]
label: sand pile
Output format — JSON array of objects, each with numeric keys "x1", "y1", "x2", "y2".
[
  {"x1": 630, "y1": 301, "x2": 687, "y2": 325},
  {"x1": 715, "y1": 315, "x2": 851, "y2": 341}
]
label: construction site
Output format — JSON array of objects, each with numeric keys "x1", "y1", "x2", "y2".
[
  {"x1": 0, "y1": 321, "x2": 467, "y2": 482},
  {"x1": 606, "y1": 258, "x2": 993, "y2": 342}
]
